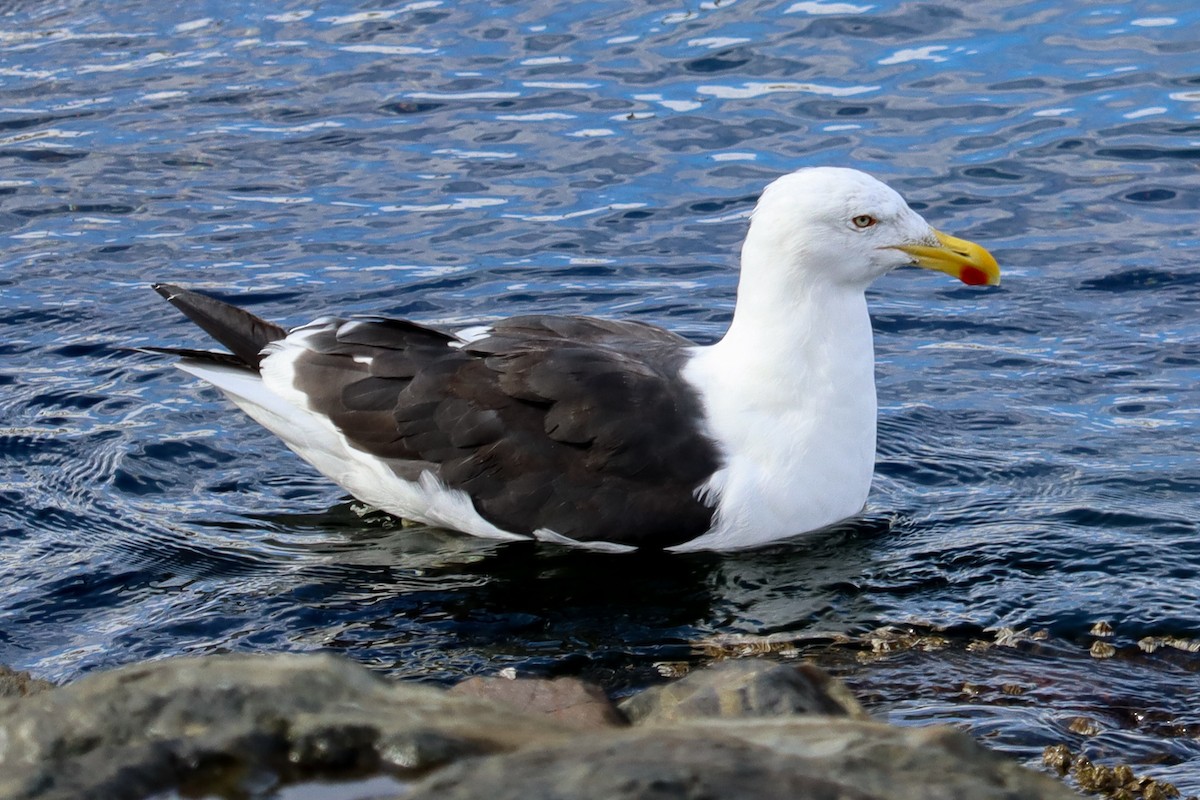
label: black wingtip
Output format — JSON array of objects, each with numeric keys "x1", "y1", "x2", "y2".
[{"x1": 150, "y1": 283, "x2": 289, "y2": 369}]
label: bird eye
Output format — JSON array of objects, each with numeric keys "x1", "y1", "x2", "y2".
[{"x1": 851, "y1": 214, "x2": 877, "y2": 229}]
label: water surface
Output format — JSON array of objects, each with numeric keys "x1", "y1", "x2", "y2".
[{"x1": 2, "y1": 0, "x2": 1199, "y2": 791}]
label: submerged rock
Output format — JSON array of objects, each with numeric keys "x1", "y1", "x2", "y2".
[
  {"x1": 1043, "y1": 743, "x2": 1196, "y2": 800},
  {"x1": 0, "y1": 653, "x2": 1077, "y2": 800}
]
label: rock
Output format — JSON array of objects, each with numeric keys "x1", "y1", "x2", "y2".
[
  {"x1": 406, "y1": 717, "x2": 1079, "y2": 800},
  {"x1": 0, "y1": 653, "x2": 1079, "y2": 800},
  {"x1": 0, "y1": 653, "x2": 576, "y2": 800},
  {"x1": 619, "y1": 658, "x2": 869, "y2": 724},
  {"x1": 0, "y1": 664, "x2": 54, "y2": 698},
  {"x1": 450, "y1": 675, "x2": 626, "y2": 730}
]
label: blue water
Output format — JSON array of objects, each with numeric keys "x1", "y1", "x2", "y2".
[{"x1": 2, "y1": 0, "x2": 1199, "y2": 790}]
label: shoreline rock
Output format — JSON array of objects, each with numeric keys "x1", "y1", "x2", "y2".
[
  {"x1": 409, "y1": 718, "x2": 1068, "y2": 800},
  {"x1": 0, "y1": 654, "x2": 1077, "y2": 800},
  {"x1": 0, "y1": 654, "x2": 575, "y2": 800}
]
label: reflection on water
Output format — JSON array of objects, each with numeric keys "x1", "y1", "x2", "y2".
[{"x1": 2, "y1": 0, "x2": 1200, "y2": 790}]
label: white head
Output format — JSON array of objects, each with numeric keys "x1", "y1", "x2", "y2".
[
  {"x1": 684, "y1": 168, "x2": 999, "y2": 550},
  {"x1": 742, "y1": 167, "x2": 999, "y2": 292}
]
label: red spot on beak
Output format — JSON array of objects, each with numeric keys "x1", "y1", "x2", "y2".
[{"x1": 960, "y1": 265, "x2": 990, "y2": 286}]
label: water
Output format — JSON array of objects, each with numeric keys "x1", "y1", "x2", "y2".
[{"x1": 2, "y1": 0, "x2": 1199, "y2": 791}]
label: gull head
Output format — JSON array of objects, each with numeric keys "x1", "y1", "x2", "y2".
[{"x1": 745, "y1": 166, "x2": 1000, "y2": 291}]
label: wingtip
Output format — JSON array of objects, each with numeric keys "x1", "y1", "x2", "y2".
[{"x1": 152, "y1": 282, "x2": 181, "y2": 301}]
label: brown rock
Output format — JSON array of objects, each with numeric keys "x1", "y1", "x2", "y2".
[
  {"x1": 0, "y1": 664, "x2": 54, "y2": 698},
  {"x1": 450, "y1": 675, "x2": 626, "y2": 730}
]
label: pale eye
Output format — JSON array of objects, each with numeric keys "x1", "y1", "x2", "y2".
[{"x1": 851, "y1": 214, "x2": 877, "y2": 229}]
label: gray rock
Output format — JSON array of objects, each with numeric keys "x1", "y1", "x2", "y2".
[
  {"x1": 620, "y1": 658, "x2": 869, "y2": 724},
  {"x1": 0, "y1": 653, "x2": 575, "y2": 800},
  {"x1": 0, "y1": 664, "x2": 54, "y2": 698},
  {"x1": 406, "y1": 717, "x2": 1079, "y2": 800}
]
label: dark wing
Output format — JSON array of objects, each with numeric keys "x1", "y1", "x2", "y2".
[{"x1": 287, "y1": 314, "x2": 721, "y2": 547}]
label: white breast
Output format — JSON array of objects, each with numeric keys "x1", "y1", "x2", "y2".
[{"x1": 672, "y1": 290, "x2": 878, "y2": 551}]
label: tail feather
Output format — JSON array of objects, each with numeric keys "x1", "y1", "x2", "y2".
[{"x1": 151, "y1": 283, "x2": 288, "y2": 369}]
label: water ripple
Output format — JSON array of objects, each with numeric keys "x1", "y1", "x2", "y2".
[{"x1": 1, "y1": 0, "x2": 1199, "y2": 790}]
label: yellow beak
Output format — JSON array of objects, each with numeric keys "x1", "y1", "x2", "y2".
[{"x1": 895, "y1": 229, "x2": 1000, "y2": 286}]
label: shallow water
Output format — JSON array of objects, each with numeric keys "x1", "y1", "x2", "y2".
[{"x1": 2, "y1": 0, "x2": 1199, "y2": 791}]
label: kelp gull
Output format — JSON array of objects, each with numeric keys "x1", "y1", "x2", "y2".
[{"x1": 147, "y1": 167, "x2": 1000, "y2": 552}]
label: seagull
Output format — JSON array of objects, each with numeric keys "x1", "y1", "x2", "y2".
[{"x1": 147, "y1": 167, "x2": 999, "y2": 552}]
